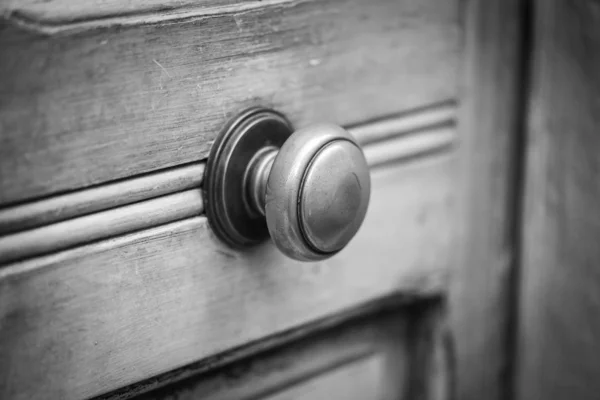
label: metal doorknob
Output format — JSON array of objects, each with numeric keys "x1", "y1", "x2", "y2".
[{"x1": 204, "y1": 107, "x2": 371, "y2": 261}]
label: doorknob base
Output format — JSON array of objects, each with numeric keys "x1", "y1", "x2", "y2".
[{"x1": 203, "y1": 107, "x2": 293, "y2": 248}]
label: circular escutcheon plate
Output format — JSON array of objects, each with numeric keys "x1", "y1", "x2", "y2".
[{"x1": 203, "y1": 107, "x2": 293, "y2": 248}]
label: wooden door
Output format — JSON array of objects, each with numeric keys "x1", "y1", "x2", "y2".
[{"x1": 0, "y1": 0, "x2": 526, "y2": 399}]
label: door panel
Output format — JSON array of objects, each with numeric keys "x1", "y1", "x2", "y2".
[
  {"x1": 0, "y1": 0, "x2": 468, "y2": 399},
  {"x1": 0, "y1": 0, "x2": 459, "y2": 205},
  {"x1": 0, "y1": 156, "x2": 453, "y2": 400},
  {"x1": 123, "y1": 304, "x2": 448, "y2": 400}
]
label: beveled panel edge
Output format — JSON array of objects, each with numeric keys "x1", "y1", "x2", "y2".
[
  {"x1": 92, "y1": 296, "x2": 399, "y2": 400},
  {"x1": 0, "y1": 103, "x2": 456, "y2": 265}
]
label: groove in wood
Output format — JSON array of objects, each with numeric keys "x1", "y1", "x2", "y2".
[
  {"x1": 362, "y1": 126, "x2": 455, "y2": 169},
  {"x1": 351, "y1": 101, "x2": 457, "y2": 168},
  {"x1": 351, "y1": 101, "x2": 456, "y2": 146},
  {"x1": 0, "y1": 189, "x2": 204, "y2": 264},
  {"x1": 0, "y1": 163, "x2": 204, "y2": 236}
]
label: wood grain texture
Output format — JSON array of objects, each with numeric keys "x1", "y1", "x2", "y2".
[
  {"x1": 450, "y1": 0, "x2": 526, "y2": 400},
  {"x1": 0, "y1": 0, "x2": 459, "y2": 206},
  {"x1": 516, "y1": 1, "x2": 600, "y2": 399},
  {"x1": 0, "y1": 163, "x2": 204, "y2": 235},
  {"x1": 0, "y1": 155, "x2": 454, "y2": 400},
  {"x1": 130, "y1": 305, "x2": 413, "y2": 400}
]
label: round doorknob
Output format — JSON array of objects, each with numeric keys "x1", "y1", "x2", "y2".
[{"x1": 204, "y1": 107, "x2": 371, "y2": 261}]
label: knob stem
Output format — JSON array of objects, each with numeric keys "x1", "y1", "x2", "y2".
[{"x1": 244, "y1": 147, "x2": 277, "y2": 217}]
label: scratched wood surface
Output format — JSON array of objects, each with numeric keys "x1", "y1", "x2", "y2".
[
  {"x1": 0, "y1": 0, "x2": 459, "y2": 206},
  {"x1": 516, "y1": 1, "x2": 600, "y2": 399},
  {"x1": 1, "y1": 0, "x2": 301, "y2": 26},
  {"x1": 0, "y1": 155, "x2": 454, "y2": 400}
]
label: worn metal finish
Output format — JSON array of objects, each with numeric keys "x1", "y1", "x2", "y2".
[
  {"x1": 205, "y1": 107, "x2": 371, "y2": 261},
  {"x1": 265, "y1": 124, "x2": 371, "y2": 261},
  {"x1": 203, "y1": 108, "x2": 293, "y2": 248},
  {"x1": 299, "y1": 140, "x2": 370, "y2": 254}
]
